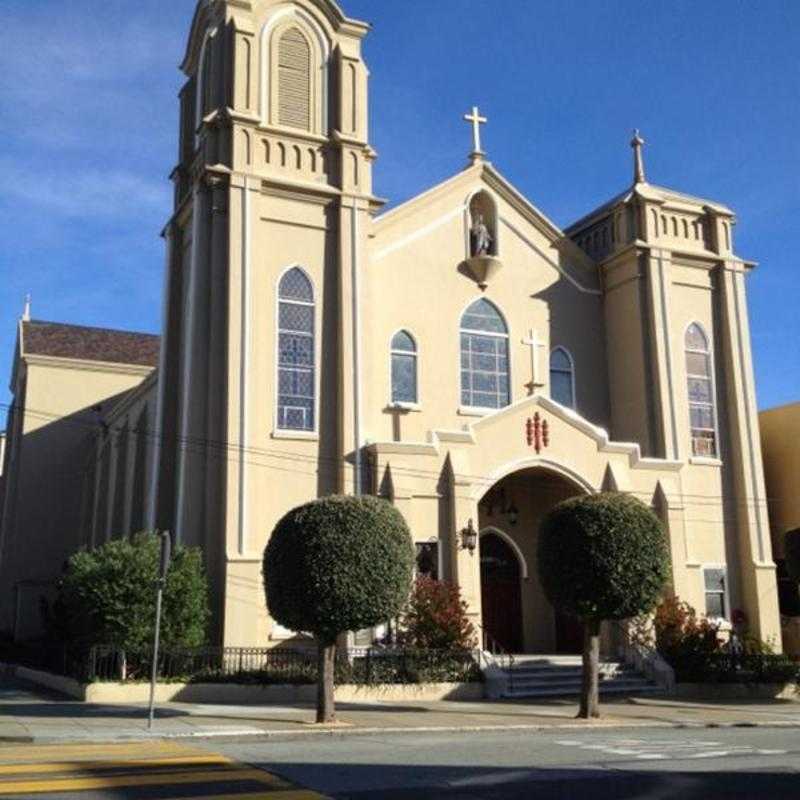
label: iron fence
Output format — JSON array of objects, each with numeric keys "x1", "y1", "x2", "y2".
[{"x1": 74, "y1": 645, "x2": 481, "y2": 686}]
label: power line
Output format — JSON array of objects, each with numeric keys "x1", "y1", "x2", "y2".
[{"x1": 1, "y1": 402, "x2": 785, "y2": 516}]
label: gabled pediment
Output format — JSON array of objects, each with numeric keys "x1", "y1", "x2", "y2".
[{"x1": 370, "y1": 161, "x2": 599, "y2": 294}]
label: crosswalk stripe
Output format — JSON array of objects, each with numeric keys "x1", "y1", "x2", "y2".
[
  {"x1": 0, "y1": 754, "x2": 231, "y2": 775},
  {"x1": 0, "y1": 766, "x2": 279, "y2": 795}
]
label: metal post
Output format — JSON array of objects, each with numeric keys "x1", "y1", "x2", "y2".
[{"x1": 147, "y1": 531, "x2": 171, "y2": 731}]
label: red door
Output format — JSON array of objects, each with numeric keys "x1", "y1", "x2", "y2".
[{"x1": 480, "y1": 533, "x2": 523, "y2": 653}]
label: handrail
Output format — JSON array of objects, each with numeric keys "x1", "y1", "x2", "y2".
[{"x1": 474, "y1": 623, "x2": 516, "y2": 696}]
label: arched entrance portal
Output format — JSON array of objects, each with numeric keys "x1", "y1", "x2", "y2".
[
  {"x1": 478, "y1": 465, "x2": 588, "y2": 654},
  {"x1": 480, "y1": 532, "x2": 523, "y2": 652}
]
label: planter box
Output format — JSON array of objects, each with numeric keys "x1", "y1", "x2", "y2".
[
  {"x1": 675, "y1": 682, "x2": 798, "y2": 701},
  {"x1": 12, "y1": 665, "x2": 483, "y2": 704}
]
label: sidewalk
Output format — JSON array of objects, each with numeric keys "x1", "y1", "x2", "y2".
[{"x1": 1, "y1": 676, "x2": 799, "y2": 744}]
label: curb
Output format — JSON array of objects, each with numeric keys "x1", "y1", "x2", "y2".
[{"x1": 4, "y1": 718, "x2": 800, "y2": 745}]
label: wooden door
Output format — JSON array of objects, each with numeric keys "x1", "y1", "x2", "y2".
[{"x1": 480, "y1": 533, "x2": 523, "y2": 653}]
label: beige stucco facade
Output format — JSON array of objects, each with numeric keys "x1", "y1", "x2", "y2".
[{"x1": 0, "y1": 0, "x2": 783, "y2": 653}]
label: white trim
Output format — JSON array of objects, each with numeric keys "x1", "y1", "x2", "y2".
[
  {"x1": 500, "y1": 216, "x2": 602, "y2": 296},
  {"x1": 480, "y1": 526, "x2": 528, "y2": 579},
  {"x1": 656, "y1": 253, "x2": 680, "y2": 460},
  {"x1": 194, "y1": 28, "x2": 217, "y2": 147},
  {"x1": 549, "y1": 346, "x2": 576, "y2": 411},
  {"x1": 690, "y1": 456, "x2": 723, "y2": 467},
  {"x1": 731, "y1": 272, "x2": 766, "y2": 563},
  {"x1": 259, "y1": 6, "x2": 330, "y2": 133},
  {"x1": 175, "y1": 186, "x2": 202, "y2": 546},
  {"x1": 684, "y1": 320, "x2": 721, "y2": 462},
  {"x1": 273, "y1": 265, "x2": 318, "y2": 436},
  {"x1": 389, "y1": 328, "x2": 419, "y2": 406},
  {"x1": 238, "y1": 182, "x2": 252, "y2": 555},
  {"x1": 372, "y1": 206, "x2": 462, "y2": 262},
  {"x1": 351, "y1": 202, "x2": 363, "y2": 494},
  {"x1": 701, "y1": 563, "x2": 730, "y2": 622},
  {"x1": 471, "y1": 455, "x2": 596, "y2": 502},
  {"x1": 147, "y1": 226, "x2": 173, "y2": 530},
  {"x1": 271, "y1": 429, "x2": 319, "y2": 441}
]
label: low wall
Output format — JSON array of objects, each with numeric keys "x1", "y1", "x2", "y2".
[
  {"x1": 675, "y1": 682, "x2": 798, "y2": 701},
  {"x1": 12, "y1": 666, "x2": 483, "y2": 705}
]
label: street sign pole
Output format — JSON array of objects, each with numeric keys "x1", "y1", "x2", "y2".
[{"x1": 147, "y1": 530, "x2": 171, "y2": 731}]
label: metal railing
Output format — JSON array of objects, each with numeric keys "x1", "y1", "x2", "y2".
[
  {"x1": 77, "y1": 645, "x2": 481, "y2": 686},
  {"x1": 475, "y1": 624, "x2": 516, "y2": 696}
]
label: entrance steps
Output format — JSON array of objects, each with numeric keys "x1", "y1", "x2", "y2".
[{"x1": 489, "y1": 654, "x2": 660, "y2": 699}]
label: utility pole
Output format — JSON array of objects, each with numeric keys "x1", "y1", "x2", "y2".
[{"x1": 147, "y1": 530, "x2": 171, "y2": 731}]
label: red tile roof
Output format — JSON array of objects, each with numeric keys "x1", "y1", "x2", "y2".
[{"x1": 22, "y1": 321, "x2": 160, "y2": 368}]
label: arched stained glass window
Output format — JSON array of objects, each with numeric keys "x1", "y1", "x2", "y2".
[
  {"x1": 460, "y1": 299, "x2": 510, "y2": 409},
  {"x1": 391, "y1": 330, "x2": 418, "y2": 404},
  {"x1": 685, "y1": 322, "x2": 717, "y2": 457},
  {"x1": 277, "y1": 268, "x2": 315, "y2": 431},
  {"x1": 550, "y1": 347, "x2": 575, "y2": 409}
]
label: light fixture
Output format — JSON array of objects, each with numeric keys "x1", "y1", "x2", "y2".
[
  {"x1": 460, "y1": 519, "x2": 478, "y2": 554},
  {"x1": 507, "y1": 503, "x2": 519, "y2": 526}
]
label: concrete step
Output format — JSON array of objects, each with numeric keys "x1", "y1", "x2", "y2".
[
  {"x1": 504, "y1": 682, "x2": 660, "y2": 699},
  {"x1": 510, "y1": 672, "x2": 638, "y2": 689},
  {"x1": 509, "y1": 665, "x2": 627, "y2": 678}
]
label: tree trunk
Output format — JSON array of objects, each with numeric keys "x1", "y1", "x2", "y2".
[
  {"x1": 316, "y1": 638, "x2": 336, "y2": 724},
  {"x1": 578, "y1": 618, "x2": 601, "y2": 719}
]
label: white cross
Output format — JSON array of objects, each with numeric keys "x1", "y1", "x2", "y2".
[
  {"x1": 522, "y1": 329, "x2": 547, "y2": 391},
  {"x1": 463, "y1": 106, "x2": 487, "y2": 156}
]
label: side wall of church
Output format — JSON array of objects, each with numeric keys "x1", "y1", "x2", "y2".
[{"x1": 0, "y1": 358, "x2": 152, "y2": 640}]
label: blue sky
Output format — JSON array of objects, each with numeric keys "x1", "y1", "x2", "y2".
[{"x1": 1, "y1": 0, "x2": 798, "y2": 419}]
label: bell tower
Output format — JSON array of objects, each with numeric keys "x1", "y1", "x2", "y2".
[{"x1": 152, "y1": 0, "x2": 381, "y2": 645}]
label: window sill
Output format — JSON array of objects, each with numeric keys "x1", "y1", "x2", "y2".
[
  {"x1": 690, "y1": 456, "x2": 723, "y2": 467},
  {"x1": 271, "y1": 430, "x2": 319, "y2": 441},
  {"x1": 388, "y1": 402, "x2": 422, "y2": 413},
  {"x1": 457, "y1": 406, "x2": 494, "y2": 418}
]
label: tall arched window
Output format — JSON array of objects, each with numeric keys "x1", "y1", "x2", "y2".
[
  {"x1": 277, "y1": 268, "x2": 315, "y2": 431},
  {"x1": 277, "y1": 27, "x2": 311, "y2": 130},
  {"x1": 460, "y1": 299, "x2": 510, "y2": 410},
  {"x1": 391, "y1": 331, "x2": 418, "y2": 404},
  {"x1": 685, "y1": 323, "x2": 717, "y2": 457},
  {"x1": 550, "y1": 347, "x2": 575, "y2": 409}
]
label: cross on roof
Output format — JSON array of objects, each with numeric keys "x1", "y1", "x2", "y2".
[{"x1": 464, "y1": 106, "x2": 487, "y2": 161}]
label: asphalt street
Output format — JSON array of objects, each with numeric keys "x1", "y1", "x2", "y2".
[{"x1": 216, "y1": 726, "x2": 800, "y2": 799}]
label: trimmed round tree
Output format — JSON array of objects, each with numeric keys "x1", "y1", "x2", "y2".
[
  {"x1": 538, "y1": 492, "x2": 671, "y2": 719},
  {"x1": 263, "y1": 495, "x2": 415, "y2": 723}
]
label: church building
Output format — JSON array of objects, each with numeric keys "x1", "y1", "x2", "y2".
[{"x1": 0, "y1": 0, "x2": 782, "y2": 653}]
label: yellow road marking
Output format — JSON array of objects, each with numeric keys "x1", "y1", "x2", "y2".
[
  {"x1": 0, "y1": 767, "x2": 280, "y2": 795},
  {"x1": 0, "y1": 753, "x2": 231, "y2": 775},
  {"x1": 169, "y1": 793, "x2": 327, "y2": 800},
  {"x1": 0, "y1": 741, "x2": 200, "y2": 762}
]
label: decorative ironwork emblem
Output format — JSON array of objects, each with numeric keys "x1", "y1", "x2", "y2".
[{"x1": 526, "y1": 412, "x2": 550, "y2": 454}]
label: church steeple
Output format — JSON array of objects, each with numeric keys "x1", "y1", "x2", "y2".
[{"x1": 631, "y1": 129, "x2": 646, "y2": 185}]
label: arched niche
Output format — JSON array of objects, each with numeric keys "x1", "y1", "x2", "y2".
[{"x1": 468, "y1": 190, "x2": 499, "y2": 258}]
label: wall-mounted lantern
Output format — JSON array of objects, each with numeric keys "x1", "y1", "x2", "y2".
[{"x1": 460, "y1": 518, "x2": 478, "y2": 554}]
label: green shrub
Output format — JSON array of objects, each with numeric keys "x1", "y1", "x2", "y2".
[
  {"x1": 51, "y1": 532, "x2": 209, "y2": 652},
  {"x1": 263, "y1": 495, "x2": 415, "y2": 721},
  {"x1": 654, "y1": 595, "x2": 721, "y2": 680},
  {"x1": 399, "y1": 577, "x2": 476, "y2": 651}
]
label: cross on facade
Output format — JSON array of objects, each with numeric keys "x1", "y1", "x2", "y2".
[
  {"x1": 522, "y1": 328, "x2": 547, "y2": 392},
  {"x1": 464, "y1": 106, "x2": 487, "y2": 161}
]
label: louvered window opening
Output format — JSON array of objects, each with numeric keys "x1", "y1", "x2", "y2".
[{"x1": 278, "y1": 28, "x2": 311, "y2": 130}]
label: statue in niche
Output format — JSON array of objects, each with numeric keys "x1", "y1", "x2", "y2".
[{"x1": 470, "y1": 212, "x2": 493, "y2": 257}]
